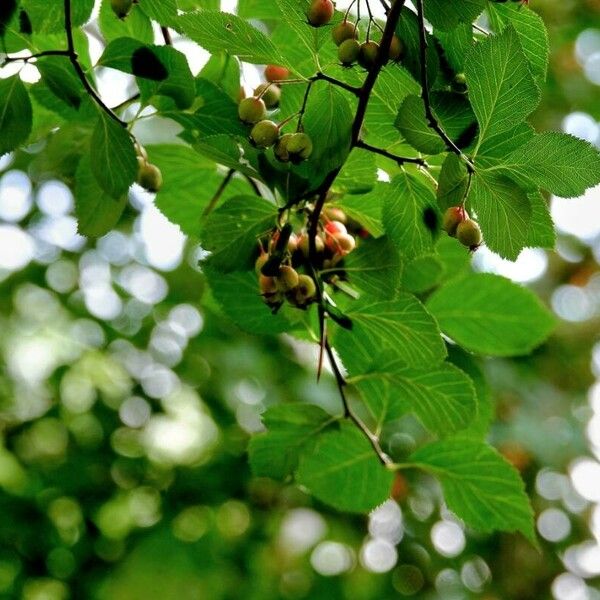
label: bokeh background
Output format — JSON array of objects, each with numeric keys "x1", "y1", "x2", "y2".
[{"x1": 1, "y1": 1, "x2": 600, "y2": 598}]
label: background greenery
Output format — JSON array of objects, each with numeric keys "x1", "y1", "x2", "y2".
[{"x1": 0, "y1": 0, "x2": 600, "y2": 598}]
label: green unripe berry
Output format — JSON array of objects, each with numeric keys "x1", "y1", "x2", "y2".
[
  {"x1": 276, "y1": 265, "x2": 299, "y2": 292},
  {"x1": 254, "y1": 83, "x2": 281, "y2": 109},
  {"x1": 294, "y1": 274, "x2": 317, "y2": 305},
  {"x1": 274, "y1": 133, "x2": 293, "y2": 162},
  {"x1": 454, "y1": 73, "x2": 467, "y2": 85},
  {"x1": 111, "y1": 0, "x2": 133, "y2": 19},
  {"x1": 332, "y1": 20, "x2": 359, "y2": 45},
  {"x1": 358, "y1": 41, "x2": 380, "y2": 70},
  {"x1": 456, "y1": 219, "x2": 482, "y2": 248},
  {"x1": 286, "y1": 132, "x2": 313, "y2": 163},
  {"x1": 238, "y1": 97, "x2": 267, "y2": 124},
  {"x1": 307, "y1": 0, "x2": 334, "y2": 27},
  {"x1": 338, "y1": 39, "x2": 361, "y2": 66},
  {"x1": 388, "y1": 35, "x2": 404, "y2": 62},
  {"x1": 250, "y1": 120, "x2": 280, "y2": 149},
  {"x1": 442, "y1": 206, "x2": 466, "y2": 237},
  {"x1": 137, "y1": 162, "x2": 162, "y2": 192},
  {"x1": 298, "y1": 234, "x2": 325, "y2": 257}
]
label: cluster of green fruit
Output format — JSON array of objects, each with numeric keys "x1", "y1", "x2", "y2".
[
  {"x1": 442, "y1": 206, "x2": 483, "y2": 249},
  {"x1": 256, "y1": 207, "x2": 360, "y2": 311},
  {"x1": 306, "y1": 0, "x2": 404, "y2": 68},
  {"x1": 135, "y1": 145, "x2": 162, "y2": 193}
]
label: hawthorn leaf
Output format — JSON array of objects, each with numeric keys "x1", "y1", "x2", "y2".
[
  {"x1": 296, "y1": 423, "x2": 394, "y2": 513},
  {"x1": 426, "y1": 273, "x2": 556, "y2": 356},
  {"x1": 0, "y1": 76, "x2": 33, "y2": 156},
  {"x1": 424, "y1": 0, "x2": 486, "y2": 32},
  {"x1": 401, "y1": 254, "x2": 444, "y2": 294},
  {"x1": 411, "y1": 440, "x2": 536, "y2": 542}
]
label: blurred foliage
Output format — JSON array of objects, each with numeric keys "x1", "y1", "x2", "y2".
[{"x1": 0, "y1": 1, "x2": 600, "y2": 599}]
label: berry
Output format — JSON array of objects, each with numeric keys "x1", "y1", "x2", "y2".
[
  {"x1": 456, "y1": 219, "x2": 482, "y2": 248},
  {"x1": 259, "y1": 274, "x2": 278, "y2": 295},
  {"x1": 274, "y1": 133, "x2": 293, "y2": 162},
  {"x1": 238, "y1": 97, "x2": 266, "y2": 124},
  {"x1": 442, "y1": 206, "x2": 466, "y2": 237},
  {"x1": 358, "y1": 41, "x2": 380, "y2": 70},
  {"x1": 454, "y1": 73, "x2": 467, "y2": 85},
  {"x1": 294, "y1": 274, "x2": 317, "y2": 305},
  {"x1": 287, "y1": 233, "x2": 298, "y2": 253},
  {"x1": 276, "y1": 265, "x2": 299, "y2": 292},
  {"x1": 332, "y1": 20, "x2": 359, "y2": 45},
  {"x1": 286, "y1": 132, "x2": 313, "y2": 163},
  {"x1": 264, "y1": 65, "x2": 290, "y2": 82},
  {"x1": 323, "y1": 207, "x2": 347, "y2": 223},
  {"x1": 387, "y1": 35, "x2": 404, "y2": 62},
  {"x1": 338, "y1": 39, "x2": 361, "y2": 66},
  {"x1": 111, "y1": 0, "x2": 133, "y2": 19},
  {"x1": 307, "y1": 0, "x2": 334, "y2": 27},
  {"x1": 137, "y1": 162, "x2": 162, "y2": 192},
  {"x1": 332, "y1": 232, "x2": 356, "y2": 254},
  {"x1": 298, "y1": 234, "x2": 325, "y2": 257},
  {"x1": 255, "y1": 253, "x2": 268, "y2": 274},
  {"x1": 325, "y1": 220, "x2": 347, "y2": 235},
  {"x1": 250, "y1": 120, "x2": 279, "y2": 149},
  {"x1": 254, "y1": 83, "x2": 281, "y2": 109}
]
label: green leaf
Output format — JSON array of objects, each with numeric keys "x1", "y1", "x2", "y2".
[
  {"x1": 396, "y1": 92, "x2": 477, "y2": 155},
  {"x1": 90, "y1": 112, "x2": 137, "y2": 199},
  {"x1": 341, "y1": 236, "x2": 402, "y2": 300},
  {"x1": 204, "y1": 268, "x2": 293, "y2": 335},
  {"x1": 475, "y1": 122, "x2": 534, "y2": 169},
  {"x1": 526, "y1": 191, "x2": 555, "y2": 249},
  {"x1": 334, "y1": 293, "x2": 446, "y2": 374},
  {"x1": 488, "y1": 3, "x2": 549, "y2": 82},
  {"x1": 401, "y1": 254, "x2": 444, "y2": 294},
  {"x1": 36, "y1": 56, "x2": 85, "y2": 111},
  {"x1": 435, "y1": 24, "x2": 473, "y2": 73},
  {"x1": 437, "y1": 153, "x2": 468, "y2": 211},
  {"x1": 468, "y1": 170, "x2": 531, "y2": 260},
  {"x1": 296, "y1": 423, "x2": 394, "y2": 513},
  {"x1": 335, "y1": 185, "x2": 386, "y2": 238},
  {"x1": 21, "y1": 0, "x2": 94, "y2": 33},
  {"x1": 137, "y1": 0, "x2": 178, "y2": 27},
  {"x1": 466, "y1": 27, "x2": 540, "y2": 147},
  {"x1": 335, "y1": 149, "x2": 377, "y2": 194},
  {"x1": 201, "y1": 195, "x2": 277, "y2": 273},
  {"x1": 275, "y1": 0, "x2": 327, "y2": 61},
  {"x1": 435, "y1": 235, "x2": 471, "y2": 282},
  {"x1": 426, "y1": 273, "x2": 556, "y2": 356},
  {"x1": 248, "y1": 404, "x2": 336, "y2": 480},
  {"x1": 382, "y1": 172, "x2": 440, "y2": 259},
  {"x1": 178, "y1": 10, "x2": 289, "y2": 67},
  {"x1": 99, "y1": 0, "x2": 154, "y2": 43},
  {"x1": 424, "y1": 0, "x2": 486, "y2": 31},
  {"x1": 503, "y1": 132, "x2": 600, "y2": 198},
  {"x1": 410, "y1": 440, "x2": 535, "y2": 542},
  {"x1": 193, "y1": 134, "x2": 262, "y2": 181},
  {"x1": 0, "y1": 76, "x2": 33, "y2": 156},
  {"x1": 198, "y1": 53, "x2": 242, "y2": 102},
  {"x1": 75, "y1": 156, "x2": 128, "y2": 237},
  {"x1": 353, "y1": 360, "x2": 477, "y2": 437}
]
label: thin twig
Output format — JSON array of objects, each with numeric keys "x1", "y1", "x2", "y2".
[
  {"x1": 312, "y1": 72, "x2": 361, "y2": 96},
  {"x1": 244, "y1": 174, "x2": 261, "y2": 196},
  {"x1": 356, "y1": 139, "x2": 428, "y2": 166},
  {"x1": 1, "y1": 49, "x2": 70, "y2": 66},
  {"x1": 203, "y1": 169, "x2": 235, "y2": 217},
  {"x1": 160, "y1": 26, "x2": 173, "y2": 46},
  {"x1": 111, "y1": 93, "x2": 141, "y2": 112},
  {"x1": 64, "y1": 0, "x2": 125, "y2": 127},
  {"x1": 415, "y1": 0, "x2": 474, "y2": 171}
]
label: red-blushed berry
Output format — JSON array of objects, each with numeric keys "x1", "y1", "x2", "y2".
[
  {"x1": 264, "y1": 65, "x2": 290, "y2": 82},
  {"x1": 325, "y1": 220, "x2": 347, "y2": 236},
  {"x1": 442, "y1": 206, "x2": 467, "y2": 237},
  {"x1": 307, "y1": 0, "x2": 334, "y2": 27}
]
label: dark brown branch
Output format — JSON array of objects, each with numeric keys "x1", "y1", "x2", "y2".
[
  {"x1": 160, "y1": 26, "x2": 173, "y2": 46},
  {"x1": 64, "y1": 0, "x2": 125, "y2": 127},
  {"x1": 356, "y1": 139, "x2": 428, "y2": 166},
  {"x1": 415, "y1": 0, "x2": 474, "y2": 172},
  {"x1": 312, "y1": 72, "x2": 361, "y2": 96},
  {"x1": 202, "y1": 169, "x2": 235, "y2": 217},
  {"x1": 1, "y1": 49, "x2": 70, "y2": 66},
  {"x1": 244, "y1": 174, "x2": 261, "y2": 197}
]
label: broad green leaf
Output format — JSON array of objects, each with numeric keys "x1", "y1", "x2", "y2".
[
  {"x1": 426, "y1": 273, "x2": 556, "y2": 356},
  {"x1": 0, "y1": 76, "x2": 33, "y2": 156},
  {"x1": 75, "y1": 156, "x2": 128, "y2": 237},
  {"x1": 402, "y1": 254, "x2": 444, "y2": 293},
  {"x1": 410, "y1": 440, "x2": 535, "y2": 542},
  {"x1": 201, "y1": 195, "x2": 278, "y2": 273},
  {"x1": 382, "y1": 172, "x2": 440, "y2": 259},
  {"x1": 435, "y1": 235, "x2": 471, "y2": 282},
  {"x1": 198, "y1": 53, "x2": 242, "y2": 102},
  {"x1": 178, "y1": 10, "x2": 289, "y2": 67},
  {"x1": 424, "y1": 0, "x2": 486, "y2": 31},
  {"x1": 275, "y1": 0, "x2": 327, "y2": 61},
  {"x1": 0, "y1": 0, "x2": 18, "y2": 37},
  {"x1": 437, "y1": 153, "x2": 468, "y2": 210},
  {"x1": 341, "y1": 236, "x2": 402, "y2": 300},
  {"x1": 353, "y1": 360, "x2": 477, "y2": 437},
  {"x1": 21, "y1": 0, "x2": 94, "y2": 33},
  {"x1": 335, "y1": 149, "x2": 377, "y2": 194},
  {"x1": 36, "y1": 56, "x2": 85, "y2": 111},
  {"x1": 137, "y1": 0, "x2": 178, "y2": 27},
  {"x1": 99, "y1": 0, "x2": 154, "y2": 43},
  {"x1": 503, "y1": 132, "x2": 600, "y2": 198},
  {"x1": 90, "y1": 112, "x2": 138, "y2": 199},
  {"x1": 475, "y1": 122, "x2": 534, "y2": 169},
  {"x1": 238, "y1": 0, "x2": 282, "y2": 19},
  {"x1": 526, "y1": 191, "x2": 555, "y2": 249},
  {"x1": 203, "y1": 268, "x2": 293, "y2": 335},
  {"x1": 335, "y1": 293, "x2": 446, "y2": 374},
  {"x1": 296, "y1": 423, "x2": 394, "y2": 513},
  {"x1": 193, "y1": 134, "x2": 262, "y2": 181},
  {"x1": 396, "y1": 92, "x2": 477, "y2": 155},
  {"x1": 466, "y1": 27, "x2": 540, "y2": 148},
  {"x1": 468, "y1": 171, "x2": 531, "y2": 261},
  {"x1": 434, "y1": 24, "x2": 473, "y2": 73},
  {"x1": 248, "y1": 404, "x2": 336, "y2": 480},
  {"x1": 488, "y1": 3, "x2": 549, "y2": 82},
  {"x1": 336, "y1": 187, "x2": 385, "y2": 238}
]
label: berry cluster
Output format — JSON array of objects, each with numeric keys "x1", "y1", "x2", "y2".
[
  {"x1": 135, "y1": 145, "x2": 162, "y2": 193},
  {"x1": 442, "y1": 206, "x2": 483, "y2": 250},
  {"x1": 256, "y1": 206, "x2": 361, "y2": 312}
]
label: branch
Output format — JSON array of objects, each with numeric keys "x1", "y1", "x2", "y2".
[
  {"x1": 415, "y1": 0, "x2": 474, "y2": 172},
  {"x1": 64, "y1": 0, "x2": 125, "y2": 127},
  {"x1": 356, "y1": 139, "x2": 428, "y2": 167},
  {"x1": 324, "y1": 339, "x2": 393, "y2": 467},
  {"x1": 160, "y1": 26, "x2": 173, "y2": 46},
  {"x1": 311, "y1": 72, "x2": 361, "y2": 96},
  {"x1": 1, "y1": 49, "x2": 70, "y2": 66},
  {"x1": 202, "y1": 169, "x2": 235, "y2": 217}
]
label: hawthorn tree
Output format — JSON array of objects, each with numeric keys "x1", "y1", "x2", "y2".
[{"x1": 1, "y1": 0, "x2": 600, "y2": 548}]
